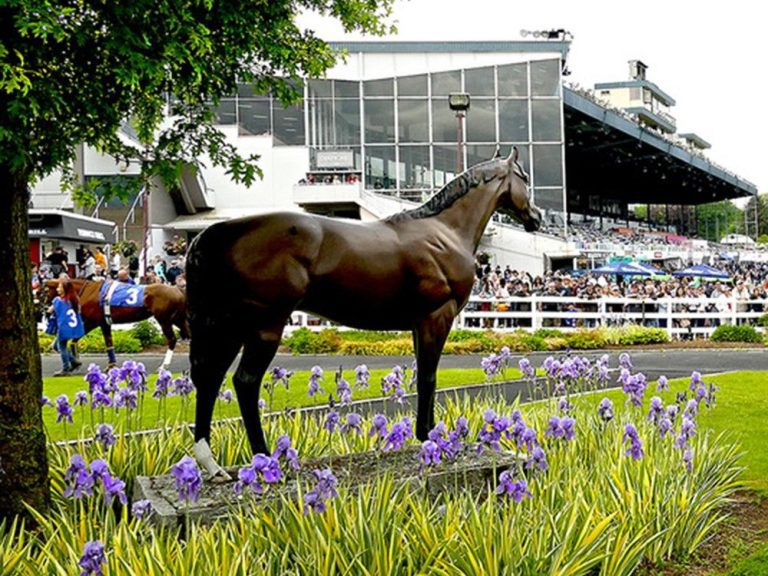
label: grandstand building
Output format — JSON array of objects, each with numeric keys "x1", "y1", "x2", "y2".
[{"x1": 29, "y1": 36, "x2": 757, "y2": 274}]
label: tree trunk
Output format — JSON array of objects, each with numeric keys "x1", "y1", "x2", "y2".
[{"x1": 0, "y1": 166, "x2": 50, "y2": 521}]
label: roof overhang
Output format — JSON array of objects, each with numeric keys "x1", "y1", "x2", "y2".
[
  {"x1": 28, "y1": 210, "x2": 117, "y2": 243},
  {"x1": 563, "y1": 87, "x2": 757, "y2": 207}
]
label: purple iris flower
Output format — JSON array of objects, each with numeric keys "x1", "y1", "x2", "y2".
[
  {"x1": 525, "y1": 446, "x2": 548, "y2": 472},
  {"x1": 101, "y1": 472, "x2": 128, "y2": 505},
  {"x1": 172, "y1": 375, "x2": 194, "y2": 397},
  {"x1": 622, "y1": 424, "x2": 644, "y2": 460},
  {"x1": 308, "y1": 366, "x2": 325, "y2": 397},
  {"x1": 675, "y1": 416, "x2": 697, "y2": 449},
  {"x1": 656, "y1": 375, "x2": 669, "y2": 392},
  {"x1": 648, "y1": 396, "x2": 665, "y2": 425},
  {"x1": 171, "y1": 456, "x2": 203, "y2": 503},
  {"x1": 683, "y1": 447, "x2": 694, "y2": 471},
  {"x1": 90, "y1": 390, "x2": 112, "y2": 409},
  {"x1": 218, "y1": 389, "x2": 234, "y2": 403},
  {"x1": 618, "y1": 352, "x2": 633, "y2": 370},
  {"x1": 368, "y1": 413, "x2": 389, "y2": 439},
  {"x1": 481, "y1": 353, "x2": 502, "y2": 380},
  {"x1": 114, "y1": 387, "x2": 138, "y2": 412},
  {"x1": 336, "y1": 377, "x2": 352, "y2": 406},
  {"x1": 518, "y1": 358, "x2": 535, "y2": 380},
  {"x1": 131, "y1": 499, "x2": 153, "y2": 519},
  {"x1": 598, "y1": 398, "x2": 614, "y2": 422},
  {"x1": 41, "y1": 395, "x2": 54, "y2": 407},
  {"x1": 689, "y1": 371, "x2": 703, "y2": 391},
  {"x1": 477, "y1": 409, "x2": 512, "y2": 452},
  {"x1": 273, "y1": 435, "x2": 300, "y2": 471},
  {"x1": 323, "y1": 411, "x2": 341, "y2": 433},
  {"x1": 63, "y1": 454, "x2": 95, "y2": 499},
  {"x1": 303, "y1": 468, "x2": 339, "y2": 514},
  {"x1": 496, "y1": 472, "x2": 532, "y2": 502},
  {"x1": 560, "y1": 416, "x2": 576, "y2": 440},
  {"x1": 153, "y1": 369, "x2": 172, "y2": 399},
  {"x1": 657, "y1": 416, "x2": 673, "y2": 438},
  {"x1": 558, "y1": 398, "x2": 573, "y2": 414},
  {"x1": 74, "y1": 391, "x2": 89, "y2": 407},
  {"x1": 55, "y1": 394, "x2": 74, "y2": 423},
  {"x1": 382, "y1": 417, "x2": 413, "y2": 451},
  {"x1": 419, "y1": 440, "x2": 442, "y2": 468},
  {"x1": 270, "y1": 366, "x2": 292, "y2": 389},
  {"x1": 252, "y1": 454, "x2": 282, "y2": 484},
  {"x1": 234, "y1": 465, "x2": 262, "y2": 495},
  {"x1": 354, "y1": 364, "x2": 370, "y2": 388},
  {"x1": 666, "y1": 404, "x2": 679, "y2": 422},
  {"x1": 94, "y1": 424, "x2": 116, "y2": 450},
  {"x1": 78, "y1": 540, "x2": 106, "y2": 576},
  {"x1": 119, "y1": 360, "x2": 147, "y2": 392},
  {"x1": 85, "y1": 364, "x2": 108, "y2": 395},
  {"x1": 341, "y1": 412, "x2": 363, "y2": 435},
  {"x1": 684, "y1": 399, "x2": 699, "y2": 418}
]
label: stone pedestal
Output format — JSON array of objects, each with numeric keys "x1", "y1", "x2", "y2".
[{"x1": 133, "y1": 446, "x2": 525, "y2": 529}]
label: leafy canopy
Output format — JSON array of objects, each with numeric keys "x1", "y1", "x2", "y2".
[{"x1": 0, "y1": 0, "x2": 396, "y2": 200}]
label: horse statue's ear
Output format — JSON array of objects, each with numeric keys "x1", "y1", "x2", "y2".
[
  {"x1": 492, "y1": 144, "x2": 502, "y2": 159},
  {"x1": 506, "y1": 146, "x2": 519, "y2": 164}
]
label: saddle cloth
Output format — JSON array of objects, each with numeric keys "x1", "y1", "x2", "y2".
[{"x1": 99, "y1": 281, "x2": 145, "y2": 308}]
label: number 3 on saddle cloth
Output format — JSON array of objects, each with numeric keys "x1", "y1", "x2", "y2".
[{"x1": 99, "y1": 281, "x2": 145, "y2": 325}]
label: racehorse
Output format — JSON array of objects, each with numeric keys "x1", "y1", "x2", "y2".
[
  {"x1": 186, "y1": 148, "x2": 541, "y2": 476},
  {"x1": 40, "y1": 278, "x2": 189, "y2": 368}
]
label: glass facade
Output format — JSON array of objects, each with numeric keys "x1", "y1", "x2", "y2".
[{"x1": 212, "y1": 58, "x2": 566, "y2": 218}]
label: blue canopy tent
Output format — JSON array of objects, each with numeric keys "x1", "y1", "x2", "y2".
[
  {"x1": 672, "y1": 264, "x2": 731, "y2": 280},
  {"x1": 591, "y1": 261, "x2": 654, "y2": 276}
]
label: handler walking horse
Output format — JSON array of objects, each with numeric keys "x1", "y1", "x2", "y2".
[
  {"x1": 41, "y1": 278, "x2": 189, "y2": 368},
  {"x1": 187, "y1": 149, "x2": 541, "y2": 475}
]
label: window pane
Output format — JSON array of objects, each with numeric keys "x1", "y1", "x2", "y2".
[
  {"x1": 237, "y1": 99, "x2": 269, "y2": 134},
  {"x1": 397, "y1": 99, "x2": 429, "y2": 142},
  {"x1": 365, "y1": 146, "x2": 396, "y2": 190},
  {"x1": 466, "y1": 144, "x2": 497, "y2": 169},
  {"x1": 532, "y1": 144, "x2": 563, "y2": 186},
  {"x1": 498, "y1": 100, "x2": 529, "y2": 142},
  {"x1": 364, "y1": 78, "x2": 393, "y2": 97},
  {"x1": 334, "y1": 99, "x2": 360, "y2": 145},
  {"x1": 273, "y1": 104, "x2": 305, "y2": 146},
  {"x1": 334, "y1": 80, "x2": 359, "y2": 98},
  {"x1": 213, "y1": 99, "x2": 236, "y2": 125},
  {"x1": 398, "y1": 145, "x2": 431, "y2": 189},
  {"x1": 534, "y1": 188, "x2": 564, "y2": 211},
  {"x1": 531, "y1": 59, "x2": 561, "y2": 97},
  {"x1": 498, "y1": 63, "x2": 528, "y2": 97},
  {"x1": 308, "y1": 79, "x2": 332, "y2": 99},
  {"x1": 364, "y1": 99, "x2": 395, "y2": 143},
  {"x1": 431, "y1": 70, "x2": 461, "y2": 97},
  {"x1": 397, "y1": 74, "x2": 427, "y2": 97},
  {"x1": 431, "y1": 99, "x2": 456, "y2": 142},
  {"x1": 465, "y1": 100, "x2": 495, "y2": 142},
  {"x1": 464, "y1": 66, "x2": 495, "y2": 97},
  {"x1": 432, "y1": 144, "x2": 458, "y2": 188},
  {"x1": 308, "y1": 99, "x2": 333, "y2": 147},
  {"x1": 531, "y1": 100, "x2": 561, "y2": 142}
]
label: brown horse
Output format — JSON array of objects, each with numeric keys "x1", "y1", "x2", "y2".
[
  {"x1": 186, "y1": 148, "x2": 541, "y2": 472},
  {"x1": 41, "y1": 278, "x2": 189, "y2": 367}
]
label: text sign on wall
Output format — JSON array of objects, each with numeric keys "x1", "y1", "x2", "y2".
[{"x1": 315, "y1": 150, "x2": 354, "y2": 169}]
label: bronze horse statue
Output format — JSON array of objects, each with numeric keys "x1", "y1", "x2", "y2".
[
  {"x1": 41, "y1": 278, "x2": 189, "y2": 368},
  {"x1": 186, "y1": 148, "x2": 541, "y2": 474}
]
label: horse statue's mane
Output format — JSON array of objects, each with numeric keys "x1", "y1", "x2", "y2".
[{"x1": 384, "y1": 155, "x2": 527, "y2": 224}]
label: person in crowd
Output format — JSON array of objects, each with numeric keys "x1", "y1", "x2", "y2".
[
  {"x1": 46, "y1": 246, "x2": 68, "y2": 278},
  {"x1": 109, "y1": 248, "x2": 121, "y2": 278},
  {"x1": 31, "y1": 263, "x2": 40, "y2": 290},
  {"x1": 93, "y1": 246, "x2": 108, "y2": 273},
  {"x1": 81, "y1": 249, "x2": 96, "y2": 280},
  {"x1": 128, "y1": 253, "x2": 140, "y2": 279},
  {"x1": 152, "y1": 255, "x2": 167, "y2": 283},
  {"x1": 165, "y1": 259, "x2": 184, "y2": 286},
  {"x1": 116, "y1": 268, "x2": 135, "y2": 284},
  {"x1": 48, "y1": 275, "x2": 85, "y2": 376},
  {"x1": 175, "y1": 273, "x2": 187, "y2": 290}
]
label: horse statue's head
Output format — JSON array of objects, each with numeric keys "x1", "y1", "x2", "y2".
[{"x1": 487, "y1": 147, "x2": 542, "y2": 232}]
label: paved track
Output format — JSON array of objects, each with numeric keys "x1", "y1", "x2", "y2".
[{"x1": 42, "y1": 348, "x2": 767, "y2": 381}]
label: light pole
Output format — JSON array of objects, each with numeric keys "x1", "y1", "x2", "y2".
[{"x1": 448, "y1": 93, "x2": 470, "y2": 175}]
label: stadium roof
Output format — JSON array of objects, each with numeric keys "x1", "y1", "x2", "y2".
[{"x1": 563, "y1": 87, "x2": 757, "y2": 206}]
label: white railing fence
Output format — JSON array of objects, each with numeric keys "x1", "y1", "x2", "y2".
[{"x1": 286, "y1": 296, "x2": 768, "y2": 340}]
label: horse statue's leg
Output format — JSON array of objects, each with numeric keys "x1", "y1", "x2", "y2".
[
  {"x1": 100, "y1": 323, "x2": 117, "y2": 367},
  {"x1": 190, "y1": 326, "x2": 242, "y2": 480},
  {"x1": 231, "y1": 324, "x2": 285, "y2": 456},
  {"x1": 413, "y1": 302, "x2": 456, "y2": 441}
]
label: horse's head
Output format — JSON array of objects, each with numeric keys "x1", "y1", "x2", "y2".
[
  {"x1": 490, "y1": 147, "x2": 542, "y2": 233},
  {"x1": 38, "y1": 279, "x2": 59, "y2": 307}
]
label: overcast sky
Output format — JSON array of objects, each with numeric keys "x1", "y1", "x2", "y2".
[{"x1": 300, "y1": 0, "x2": 766, "y2": 195}]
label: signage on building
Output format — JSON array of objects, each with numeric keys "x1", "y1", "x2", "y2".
[
  {"x1": 315, "y1": 150, "x2": 354, "y2": 169},
  {"x1": 77, "y1": 228, "x2": 106, "y2": 241},
  {"x1": 29, "y1": 228, "x2": 49, "y2": 236}
]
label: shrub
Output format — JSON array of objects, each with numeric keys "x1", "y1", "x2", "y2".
[
  {"x1": 130, "y1": 320, "x2": 165, "y2": 347},
  {"x1": 339, "y1": 339, "x2": 414, "y2": 356},
  {"x1": 443, "y1": 340, "x2": 491, "y2": 355},
  {"x1": 565, "y1": 329, "x2": 607, "y2": 350},
  {"x1": 339, "y1": 330, "x2": 408, "y2": 342},
  {"x1": 533, "y1": 328, "x2": 564, "y2": 339},
  {"x1": 757, "y1": 313, "x2": 768, "y2": 328},
  {"x1": 496, "y1": 331, "x2": 546, "y2": 352},
  {"x1": 283, "y1": 328, "x2": 342, "y2": 354},
  {"x1": 615, "y1": 325, "x2": 670, "y2": 346},
  {"x1": 710, "y1": 324, "x2": 763, "y2": 343},
  {"x1": 76, "y1": 330, "x2": 143, "y2": 354},
  {"x1": 543, "y1": 337, "x2": 569, "y2": 351}
]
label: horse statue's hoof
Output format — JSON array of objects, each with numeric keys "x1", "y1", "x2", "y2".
[{"x1": 193, "y1": 438, "x2": 232, "y2": 482}]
